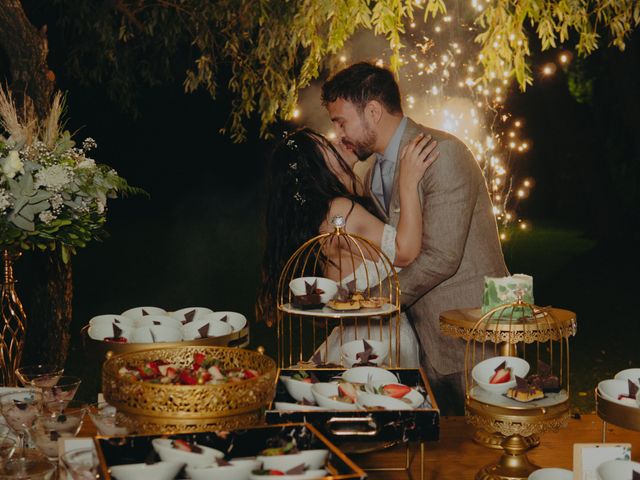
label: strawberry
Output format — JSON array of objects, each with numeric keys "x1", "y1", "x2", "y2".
[
  {"x1": 243, "y1": 369, "x2": 258, "y2": 379},
  {"x1": 193, "y1": 353, "x2": 206, "y2": 366},
  {"x1": 382, "y1": 383, "x2": 412, "y2": 398},
  {"x1": 158, "y1": 364, "x2": 176, "y2": 376},
  {"x1": 300, "y1": 377, "x2": 313, "y2": 383},
  {"x1": 338, "y1": 382, "x2": 358, "y2": 402},
  {"x1": 137, "y1": 365, "x2": 157, "y2": 380},
  {"x1": 104, "y1": 336, "x2": 128, "y2": 343},
  {"x1": 269, "y1": 470, "x2": 284, "y2": 476},
  {"x1": 489, "y1": 361, "x2": 512, "y2": 384},
  {"x1": 179, "y1": 370, "x2": 198, "y2": 385}
]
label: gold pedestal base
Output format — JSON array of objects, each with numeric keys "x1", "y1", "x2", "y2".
[
  {"x1": 473, "y1": 429, "x2": 540, "y2": 450},
  {"x1": 475, "y1": 434, "x2": 540, "y2": 480}
]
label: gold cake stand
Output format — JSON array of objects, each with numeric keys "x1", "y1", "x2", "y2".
[
  {"x1": 441, "y1": 306, "x2": 576, "y2": 480},
  {"x1": 440, "y1": 307, "x2": 576, "y2": 449},
  {"x1": 596, "y1": 388, "x2": 640, "y2": 441}
]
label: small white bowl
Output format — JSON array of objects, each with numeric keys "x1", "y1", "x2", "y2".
[
  {"x1": 356, "y1": 391, "x2": 413, "y2": 410},
  {"x1": 258, "y1": 449, "x2": 328, "y2": 471},
  {"x1": 121, "y1": 306, "x2": 167, "y2": 319},
  {"x1": 341, "y1": 339, "x2": 389, "y2": 368},
  {"x1": 87, "y1": 323, "x2": 133, "y2": 342},
  {"x1": 182, "y1": 319, "x2": 233, "y2": 340},
  {"x1": 170, "y1": 307, "x2": 215, "y2": 324},
  {"x1": 281, "y1": 376, "x2": 316, "y2": 403},
  {"x1": 597, "y1": 459, "x2": 640, "y2": 480},
  {"x1": 614, "y1": 368, "x2": 640, "y2": 385},
  {"x1": 274, "y1": 402, "x2": 326, "y2": 412},
  {"x1": 472, "y1": 356, "x2": 530, "y2": 395},
  {"x1": 249, "y1": 469, "x2": 327, "y2": 480},
  {"x1": 527, "y1": 468, "x2": 572, "y2": 480},
  {"x1": 311, "y1": 383, "x2": 360, "y2": 411},
  {"x1": 289, "y1": 277, "x2": 338, "y2": 304},
  {"x1": 341, "y1": 366, "x2": 398, "y2": 387},
  {"x1": 135, "y1": 315, "x2": 183, "y2": 329},
  {"x1": 88, "y1": 315, "x2": 135, "y2": 328},
  {"x1": 203, "y1": 311, "x2": 247, "y2": 332},
  {"x1": 598, "y1": 379, "x2": 639, "y2": 407},
  {"x1": 131, "y1": 326, "x2": 183, "y2": 343},
  {"x1": 187, "y1": 459, "x2": 261, "y2": 480},
  {"x1": 109, "y1": 461, "x2": 184, "y2": 480},
  {"x1": 152, "y1": 438, "x2": 224, "y2": 467}
]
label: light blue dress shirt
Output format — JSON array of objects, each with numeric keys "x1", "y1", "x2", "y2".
[{"x1": 371, "y1": 117, "x2": 408, "y2": 212}]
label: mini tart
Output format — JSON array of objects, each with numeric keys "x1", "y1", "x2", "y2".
[
  {"x1": 350, "y1": 292, "x2": 365, "y2": 301},
  {"x1": 327, "y1": 299, "x2": 361, "y2": 311},
  {"x1": 360, "y1": 297, "x2": 386, "y2": 309},
  {"x1": 506, "y1": 386, "x2": 544, "y2": 402}
]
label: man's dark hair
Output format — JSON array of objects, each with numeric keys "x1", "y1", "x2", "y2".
[{"x1": 321, "y1": 62, "x2": 403, "y2": 115}]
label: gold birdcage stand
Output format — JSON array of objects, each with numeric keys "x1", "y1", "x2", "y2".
[
  {"x1": 274, "y1": 216, "x2": 434, "y2": 479},
  {"x1": 441, "y1": 301, "x2": 576, "y2": 480},
  {"x1": 276, "y1": 216, "x2": 401, "y2": 369},
  {"x1": 0, "y1": 250, "x2": 26, "y2": 386}
]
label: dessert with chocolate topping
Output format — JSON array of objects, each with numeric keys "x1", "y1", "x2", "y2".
[
  {"x1": 526, "y1": 360, "x2": 560, "y2": 393},
  {"x1": 326, "y1": 285, "x2": 360, "y2": 311},
  {"x1": 291, "y1": 280, "x2": 325, "y2": 310},
  {"x1": 506, "y1": 376, "x2": 544, "y2": 402}
]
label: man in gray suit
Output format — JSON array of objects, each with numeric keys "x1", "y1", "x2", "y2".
[{"x1": 322, "y1": 62, "x2": 508, "y2": 415}]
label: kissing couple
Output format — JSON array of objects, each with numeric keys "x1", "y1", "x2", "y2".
[{"x1": 257, "y1": 62, "x2": 508, "y2": 415}]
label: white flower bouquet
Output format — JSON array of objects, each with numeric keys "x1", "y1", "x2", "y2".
[{"x1": 0, "y1": 87, "x2": 141, "y2": 261}]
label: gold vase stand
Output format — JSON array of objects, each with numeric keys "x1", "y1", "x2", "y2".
[{"x1": 466, "y1": 395, "x2": 570, "y2": 480}]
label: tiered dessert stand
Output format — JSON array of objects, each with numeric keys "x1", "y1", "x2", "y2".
[
  {"x1": 440, "y1": 301, "x2": 577, "y2": 480},
  {"x1": 272, "y1": 216, "x2": 438, "y2": 479}
]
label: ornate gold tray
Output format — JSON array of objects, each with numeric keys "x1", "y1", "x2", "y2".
[
  {"x1": 102, "y1": 346, "x2": 276, "y2": 434},
  {"x1": 596, "y1": 388, "x2": 640, "y2": 432},
  {"x1": 279, "y1": 302, "x2": 398, "y2": 318}
]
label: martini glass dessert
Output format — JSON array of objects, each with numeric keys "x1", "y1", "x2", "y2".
[
  {"x1": 40, "y1": 376, "x2": 81, "y2": 411},
  {"x1": 0, "y1": 389, "x2": 43, "y2": 453},
  {"x1": 61, "y1": 447, "x2": 99, "y2": 480},
  {"x1": 87, "y1": 402, "x2": 128, "y2": 436},
  {"x1": 30, "y1": 401, "x2": 87, "y2": 461},
  {"x1": 15, "y1": 365, "x2": 64, "y2": 388}
]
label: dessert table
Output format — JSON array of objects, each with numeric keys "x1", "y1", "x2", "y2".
[{"x1": 77, "y1": 413, "x2": 640, "y2": 479}]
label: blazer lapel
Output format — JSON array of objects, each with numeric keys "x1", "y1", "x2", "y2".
[{"x1": 387, "y1": 119, "x2": 424, "y2": 226}]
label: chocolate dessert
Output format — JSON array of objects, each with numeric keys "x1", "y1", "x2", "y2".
[
  {"x1": 506, "y1": 376, "x2": 544, "y2": 402},
  {"x1": 618, "y1": 379, "x2": 639, "y2": 402},
  {"x1": 292, "y1": 280, "x2": 325, "y2": 310},
  {"x1": 527, "y1": 360, "x2": 560, "y2": 393}
]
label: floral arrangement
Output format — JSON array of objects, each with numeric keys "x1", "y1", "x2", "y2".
[{"x1": 0, "y1": 87, "x2": 141, "y2": 261}]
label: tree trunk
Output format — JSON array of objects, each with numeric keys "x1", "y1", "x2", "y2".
[
  {"x1": 0, "y1": 1, "x2": 73, "y2": 368},
  {"x1": 0, "y1": 0, "x2": 53, "y2": 117}
]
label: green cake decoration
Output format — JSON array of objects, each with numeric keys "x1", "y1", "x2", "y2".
[{"x1": 482, "y1": 274, "x2": 534, "y2": 318}]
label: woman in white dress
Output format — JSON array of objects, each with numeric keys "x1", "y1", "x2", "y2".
[{"x1": 257, "y1": 128, "x2": 439, "y2": 367}]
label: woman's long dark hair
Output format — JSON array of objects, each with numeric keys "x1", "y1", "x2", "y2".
[{"x1": 256, "y1": 128, "x2": 377, "y2": 325}]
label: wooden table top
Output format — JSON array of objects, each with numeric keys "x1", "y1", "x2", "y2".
[{"x1": 80, "y1": 414, "x2": 640, "y2": 479}]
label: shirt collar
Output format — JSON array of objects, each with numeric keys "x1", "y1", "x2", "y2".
[{"x1": 377, "y1": 116, "x2": 407, "y2": 164}]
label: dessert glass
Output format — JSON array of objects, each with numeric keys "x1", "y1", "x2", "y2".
[
  {"x1": 14, "y1": 365, "x2": 64, "y2": 388},
  {"x1": 87, "y1": 402, "x2": 128, "y2": 436},
  {"x1": 60, "y1": 447, "x2": 99, "y2": 480},
  {"x1": 0, "y1": 389, "x2": 43, "y2": 453},
  {"x1": 30, "y1": 401, "x2": 87, "y2": 460},
  {"x1": 0, "y1": 448, "x2": 56, "y2": 479},
  {"x1": 40, "y1": 376, "x2": 82, "y2": 411}
]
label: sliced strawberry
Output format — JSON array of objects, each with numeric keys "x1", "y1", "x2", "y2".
[
  {"x1": 179, "y1": 370, "x2": 198, "y2": 385},
  {"x1": 158, "y1": 364, "x2": 176, "y2": 376},
  {"x1": 243, "y1": 369, "x2": 258, "y2": 379},
  {"x1": 193, "y1": 353, "x2": 206, "y2": 366},
  {"x1": 382, "y1": 383, "x2": 412, "y2": 398},
  {"x1": 172, "y1": 439, "x2": 192, "y2": 452},
  {"x1": 269, "y1": 470, "x2": 284, "y2": 476},
  {"x1": 104, "y1": 336, "x2": 128, "y2": 343},
  {"x1": 300, "y1": 377, "x2": 313, "y2": 383},
  {"x1": 338, "y1": 382, "x2": 358, "y2": 401},
  {"x1": 489, "y1": 367, "x2": 512, "y2": 384}
]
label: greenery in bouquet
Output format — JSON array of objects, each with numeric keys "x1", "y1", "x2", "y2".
[{"x1": 0, "y1": 87, "x2": 142, "y2": 262}]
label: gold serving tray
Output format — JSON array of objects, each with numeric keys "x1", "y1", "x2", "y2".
[
  {"x1": 279, "y1": 303, "x2": 398, "y2": 319},
  {"x1": 102, "y1": 346, "x2": 276, "y2": 434},
  {"x1": 596, "y1": 388, "x2": 640, "y2": 431}
]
